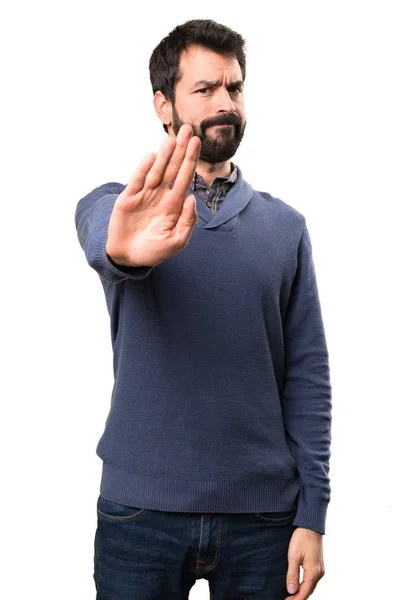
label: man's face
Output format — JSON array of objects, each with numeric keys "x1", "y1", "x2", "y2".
[{"x1": 170, "y1": 45, "x2": 246, "y2": 164}]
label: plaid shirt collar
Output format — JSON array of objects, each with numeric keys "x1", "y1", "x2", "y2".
[{"x1": 190, "y1": 162, "x2": 238, "y2": 192}]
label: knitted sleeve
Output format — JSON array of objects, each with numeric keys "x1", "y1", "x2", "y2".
[{"x1": 282, "y1": 224, "x2": 332, "y2": 534}]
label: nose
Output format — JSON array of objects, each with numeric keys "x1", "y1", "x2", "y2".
[{"x1": 214, "y1": 87, "x2": 236, "y2": 114}]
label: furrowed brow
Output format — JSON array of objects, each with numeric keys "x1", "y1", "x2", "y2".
[{"x1": 191, "y1": 79, "x2": 243, "y2": 90}]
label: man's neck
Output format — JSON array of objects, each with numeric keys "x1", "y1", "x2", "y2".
[{"x1": 195, "y1": 159, "x2": 232, "y2": 189}]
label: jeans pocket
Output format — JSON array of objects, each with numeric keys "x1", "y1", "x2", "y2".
[
  {"x1": 96, "y1": 495, "x2": 147, "y2": 523},
  {"x1": 253, "y1": 510, "x2": 296, "y2": 524}
]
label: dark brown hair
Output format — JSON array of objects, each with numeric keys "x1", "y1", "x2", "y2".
[{"x1": 149, "y1": 19, "x2": 247, "y2": 132}]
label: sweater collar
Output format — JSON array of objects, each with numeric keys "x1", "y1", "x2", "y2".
[{"x1": 186, "y1": 165, "x2": 253, "y2": 229}]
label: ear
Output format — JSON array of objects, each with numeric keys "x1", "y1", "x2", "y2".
[{"x1": 153, "y1": 91, "x2": 172, "y2": 128}]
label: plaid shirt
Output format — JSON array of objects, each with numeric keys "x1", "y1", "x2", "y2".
[{"x1": 190, "y1": 162, "x2": 238, "y2": 215}]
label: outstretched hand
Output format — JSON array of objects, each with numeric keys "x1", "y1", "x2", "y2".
[{"x1": 106, "y1": 124, "x2": 201, "y2": 268}]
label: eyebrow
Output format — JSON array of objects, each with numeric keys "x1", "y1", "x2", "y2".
[{"x1": 191, "y1": 79, "x2": 244, "y2": 90}]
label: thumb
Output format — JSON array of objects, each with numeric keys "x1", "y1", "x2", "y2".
[
  {"x1": 175, "y1": 194, "x2": 199, "y2": 234},
  {"x1": 286, "y1": 558, "x2": 300, "y2": 595}
]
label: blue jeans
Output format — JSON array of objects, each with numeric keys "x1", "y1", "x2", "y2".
[{"x1": 94, "y1": 495, "x2": 298, "y2": 599}]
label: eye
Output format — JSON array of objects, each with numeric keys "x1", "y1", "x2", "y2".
[
  {"x1": 229, "y1": 86, "x2": 242, "y2": 94},
  {"x1": 195, "y1": 88, "x2": 209, "y2": 94}
]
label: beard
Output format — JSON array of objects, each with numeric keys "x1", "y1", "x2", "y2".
[{"x1": 171, "y1": 104, "x2": 246, "y2": 164}]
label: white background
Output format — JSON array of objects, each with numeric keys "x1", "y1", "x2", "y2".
[{"x1": 1, "y1": 1, "x2": 399, "y2": 598}]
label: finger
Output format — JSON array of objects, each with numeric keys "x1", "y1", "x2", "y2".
[
  {"x1": 285, "y1": 575, "x2": 317, "y2": 600},
  {"x1": 169, "y1": 135, "x2": 201, "y2": 200},
  {"x1": 286, "y1": 558, "x2": 300, "y2": 596},
  {"x1": 144, "y1": 135, "x2": 177, "y2": 190},
  {"x1": 173, "y1": 194, "x2": 198, "y2": 243},
  {"x1": 162, "y1": 124, "x2": 194, "y2": 185},
  {"x1": 125, "y1": 152, "x2": 157, "y2": 195}
]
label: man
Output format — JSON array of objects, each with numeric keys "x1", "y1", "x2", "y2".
[{"x1": 75, "y1": 18, "x2": 332, "y2": 600}]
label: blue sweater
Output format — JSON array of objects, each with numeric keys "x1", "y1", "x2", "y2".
[{"x1": 75, "y1": 165, "x2": 332, "y2": 535}]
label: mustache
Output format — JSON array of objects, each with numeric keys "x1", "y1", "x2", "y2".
[{"x1": 202, "y1": 113, "x2": 242, "y2": 131}]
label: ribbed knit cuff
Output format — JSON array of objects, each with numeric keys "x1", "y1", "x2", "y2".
[
  {"x1": 106, "y1": 251, "x2": 154, "y2": 279},
  {"x1": 292, "y1": 487, "x2": 329, "y2": 534}
]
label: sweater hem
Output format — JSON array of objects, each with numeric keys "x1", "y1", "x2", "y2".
[{"x1": 99, "y1": 461, "x2": 301, "y2": 513}]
